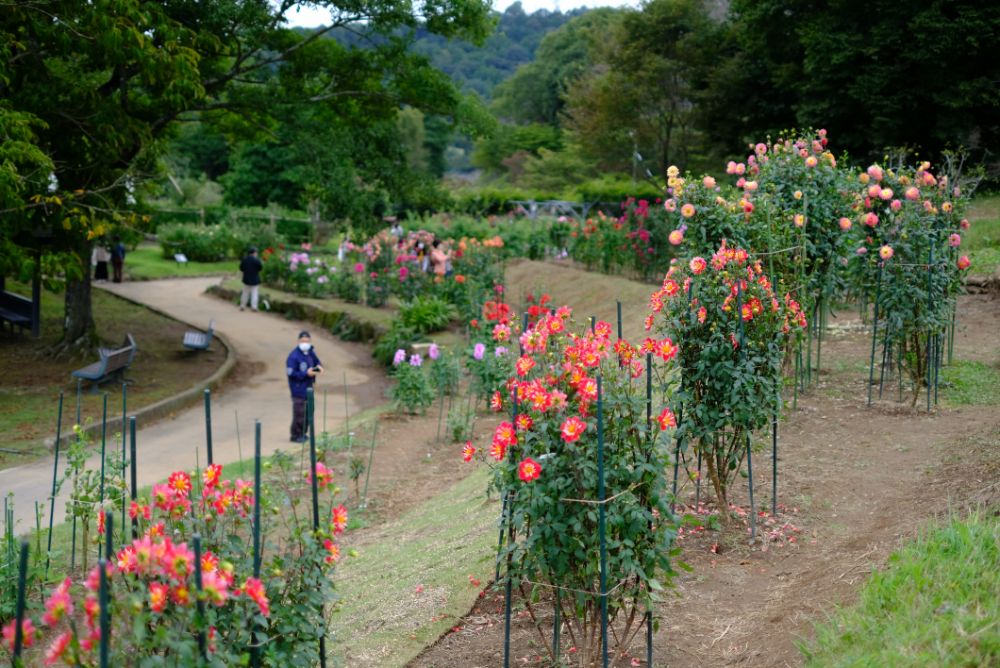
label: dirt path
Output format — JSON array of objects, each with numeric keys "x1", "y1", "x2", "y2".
[
  {"x1": 0, "y1": 277, "x2": 388, "y2": 531},
  {"x1": 408, "y1": 293, "x2": 1000, "y2": 667}
]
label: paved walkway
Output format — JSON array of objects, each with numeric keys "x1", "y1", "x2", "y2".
[{"x1": 1, "y1": 277, "x2": 384, "y2": 531}]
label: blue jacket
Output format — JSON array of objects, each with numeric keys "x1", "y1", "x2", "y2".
[{"x1": 286, "y1": 347, "x2": 322, "y2": 399}]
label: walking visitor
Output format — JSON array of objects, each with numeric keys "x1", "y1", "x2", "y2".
[{"x1": 239, "y1": 246, "x2": 263, "y2": 311}]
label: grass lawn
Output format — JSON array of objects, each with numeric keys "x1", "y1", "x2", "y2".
[
  {"x1": 330, "y1": 467, "x2": 498, "y2": 667},
  {"x1": 126, "y1": 243, "x2": 239, "y2": 280},
  {"x1": 802, "y1": 511, "x2": 1000, "y2": 666},
  {"x1": 0, "y1": 281, "x2": 226, "y2": 469},
  {"x1": 965, "y1": 194, "x2": 1000, "y2": 275}
]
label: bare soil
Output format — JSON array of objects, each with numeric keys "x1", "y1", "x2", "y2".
[{"x1": 398, "y1": 293, "x2": 1000, "y2": 668}]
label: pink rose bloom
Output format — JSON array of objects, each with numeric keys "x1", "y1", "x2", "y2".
[
  {"x1": 867, "y1": 185, "x2": 882, "y2": 199},
  {"x1": 754, "y1": 142, "x2": 767, "y2": 155},
  {"x1": 863, "y1": 212, "x2": 879, "y2": 227},
  {"x1": 949, "y1": 233, "x2": 961, "y2": 248},
  {"x1": 905, "y1": 187, "x2": 920, "y2": 201},
  {"x1": 867, "y1": 165, "x2": 884, "y2": 182},
  {"x1": 726, "y1": 161, "x2": 738, "y2": 175},
  {"x1": 890, "y1": 200, "x2": 902, "y2": 212},
  {"x1": 856, "y1": 247, "x2": 868, "y2": 255},
  {"x1": 353, "y1": 262, "x2": 364, "y2": 273},
  {"x1": 960, "y1": 219, "x2": 970, "y2": 230},
  {"x1": 702, "y1": 176, "x2": 716, "y2": 189},
  {"x1": 838, "y1": 217, "x2": 852, "y2": 231},
  {"x1": 668, "y1": 230, "x2": 684, "y2": 245}
]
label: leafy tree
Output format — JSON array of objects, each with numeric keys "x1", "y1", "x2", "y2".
[
  {"x1": 0, "y1": 0, "x2": 492, "y2": 347},
  {"x1": 491, "y1": 8, "x2": 623, "y2": 127},
  {"x1": 699, "y1": 0, "x2": 1000, "y2": 165},
  {"x1": 563, "y1": 0, "x2": 722, "y2": 174}
]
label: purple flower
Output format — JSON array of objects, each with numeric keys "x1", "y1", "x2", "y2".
[
  {"x1": 409, "y1": 354, "x2": 423, "y2": 367},
  {"x1": 428, "y1": 344, "x2": 440, "y2": 360},
  {"x1": 472, "y1": 343, "x2": 486, "y2": 361},
  {"x1": 317, "y1": 275, "x2": 329, "y2": 284},
  {"x1": 393, "y1": 349, "x2": 407, "y2": 366},
  {"x1": 495, "y1": 346, "x2": 508, "y2": 357}
]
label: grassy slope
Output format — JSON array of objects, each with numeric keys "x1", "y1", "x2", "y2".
[
  {"x1": 125, "y1": 244, "x2": 239, "y2": 280},
  {"x1": 330, "y1": 468, "x2": 497, "y2": 667},
  {"x1": 505, "y1": 258, "x2": 654, "y2": 341},
  {"x1": 803, "y1": 512, "x2": 1000, "y2": 666}
]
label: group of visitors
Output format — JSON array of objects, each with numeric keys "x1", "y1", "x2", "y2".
[
  {"x1": 91, "y1": 238, "x2": 127, "y2": 283},
  {"x1": 235, "y1": 224, "x2": 454, "y2": 444}
]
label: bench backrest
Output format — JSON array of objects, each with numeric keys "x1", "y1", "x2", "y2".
[
  {"x1": 0, "y1": 292, "x2": 32, "y2": 317},
  {"x1": 103, "y1": 346, "x2": 133, "y2": 374}
]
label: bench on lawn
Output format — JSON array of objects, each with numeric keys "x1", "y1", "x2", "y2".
[
  {"x1": 182, "y1": 320, "x2": 215, "y2": 351},
  {"x1": 0, "y1": 292, "x2": 32, "y2": 333},
  {"x1": 72, "y1": 333, "x2": 137, "y2": 387}
]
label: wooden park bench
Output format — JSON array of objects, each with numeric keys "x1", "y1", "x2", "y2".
[
  {"x1": 0, "y1": 291, "x2": 32, "y2": 333},
  {"x1": 182, "y1": 320, "x2": 215, "y2": 351},
  {"x1": 72, "y1": 333, "x2": 137, "y2": 388}
]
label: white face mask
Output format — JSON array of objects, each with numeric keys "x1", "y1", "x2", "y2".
[{"x1": 298, "y1": 342, "x2": 312, "y2": 352}]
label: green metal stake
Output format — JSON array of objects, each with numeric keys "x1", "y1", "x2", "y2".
[
  {"x1": 436, "y1": 385, "x2": 445, "y2": 443},
  {"x1": 553, "y1": 589, "x2": 561, "y2": 662},
  {"x1": 361, "y1": 421, "x2": 378, "y2": 509},
  {"x1": 867, "y1": 264, "x2": 884, "y2": 406},
  {"x1": 306, "y1": 389, "x2": 328, "y2": 667},
  {"x1": 99, "y1": 517, "x2": 111, "y2": 668},
  {"x1": 99, "y1": 393, "x2": 108, "y2": 559},
  {"x1": 13, "y1": 541, "x2": 28, "y2": 662},
  {"x1": 502, "y1": 393, "x2": 519, "y2": 668},
  {"x1": 121, "y1": 383, "x2": 127, "y2": 536},
  {"x1": 252, "y1": 420, "x2": 262, "y2": 668},
  {"x1": 45, "y1": 391, "x2": 64, "y2": 577},
  {"x1": 927, "y1": 244, "x2": 934, "y2": 413},
  {"x1": 193, "y1": 534, "x2": 207, "y2": 660},
  {"x1": 129, "y1": 417, "x2": 137, "y2": 539},
  {"x1": 597, "y1": 375, "x2": 609, "y2": 668},
  {"x1": 204, "y1": 389, "x2": 214, "y2": 465}
]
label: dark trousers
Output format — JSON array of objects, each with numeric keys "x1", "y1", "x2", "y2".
[
  {"x1": 291, "y1": 396, "x2": 308, "y2": 440},
  {"x1": 112, "y1": 258, "x2": 123, "y2": 283}
]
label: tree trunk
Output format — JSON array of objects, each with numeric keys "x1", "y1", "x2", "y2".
[{"x1": 62, "y1": 247, "x2": 97, "y2": 351}]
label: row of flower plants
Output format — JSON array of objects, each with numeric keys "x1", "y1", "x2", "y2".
[
  {"x1": 259, "y1": 230, "x2": 504, "y2": 323},
  {"x1": 1, "y1": 412, "x2": 348, "y2": 666},
  {"x1": 447, "y1": 234, "x2": 805, "y2": 665}
]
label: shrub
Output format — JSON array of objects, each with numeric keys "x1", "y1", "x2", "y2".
[
  {"x1": 389, "y1": 351, "x2": 435, "y2": 414},
  {"x1": 398, "y1": 296, "x2": 456, "y2": 334}
]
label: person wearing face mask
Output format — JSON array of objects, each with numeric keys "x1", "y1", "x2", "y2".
[{"x1": 286, "y1": 330, "x2": 323, "y2": 443}]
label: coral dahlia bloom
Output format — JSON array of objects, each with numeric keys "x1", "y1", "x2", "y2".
[
  {"x1": 561, "y1": 416, "x2": 587, "y2": 443},
  {"x1": 494, "y1": 422, "x2": 516, "y2": 448},
  {"x1": 149, "y1": 582, "x2": 169, "y2": 613},
  {"x1": 167, "y1": 471, "x2": 192, "y2": 496},
  {"x1": 515, "y1": 355, "x2": 536, "y2": 377},
  {"x1": 948, "y1": 233, "x2": 961, "y2": 248},
  {"x1": 838, "y1": 217, "x2": 852, "y2": 231},
  {"x1": 957, "y1": 255, "x2": 971, "y2": 270},
  {"x1": 656, "y1": 408, "x2": 677, "y2": 430},
  {"x1": 331, "y1": 504, "x2": 349, "y2": 534},
  {"x1": 518, "y1": 457, "x2": 542, "y2": 483},
  {"x1": 680, "y1": 203, "x2": 696, "y2": 218},
  {"x1": 879, "y1": 245, "x2": 894, "y2": 260},
  {"x1": 689, "y1": 257, "x2": 707, "y2": 274},
  {"x1": 462, "y1": 442, "x2": 476, "y2": 462}
]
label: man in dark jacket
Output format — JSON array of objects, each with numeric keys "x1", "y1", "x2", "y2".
[
  {"x1": 239, "y1": 247, "x2": 263, "y2": 311},
  {"x1": 287, "y1": 330, "x2": 323, "y2": 442}
]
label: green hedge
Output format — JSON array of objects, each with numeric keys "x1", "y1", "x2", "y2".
[{"x1": 158, "y1": 222, "x2": 285, "y2": 261}]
